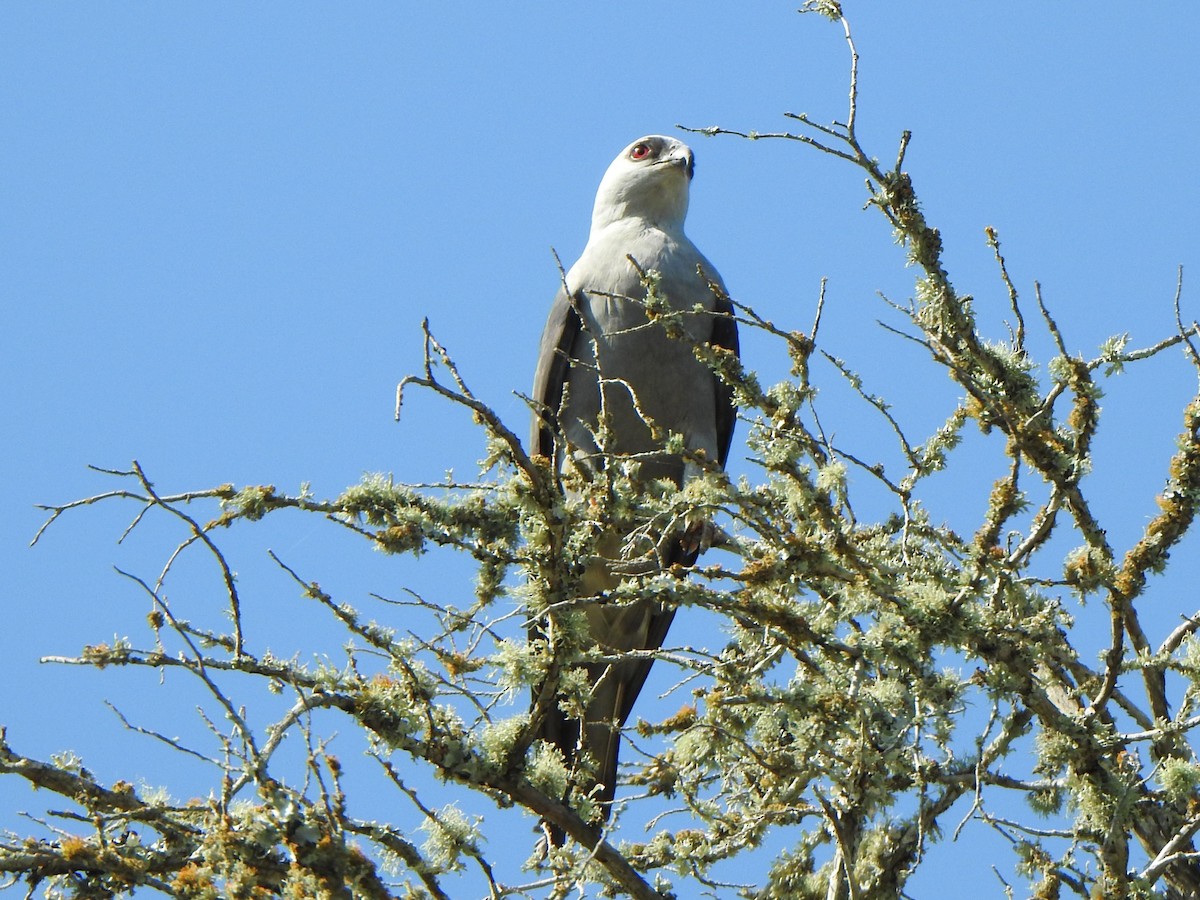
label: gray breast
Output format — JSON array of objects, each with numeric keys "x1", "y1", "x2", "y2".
[{"x1": 560, "y1": 232, "x2": 721, "y2": 485}]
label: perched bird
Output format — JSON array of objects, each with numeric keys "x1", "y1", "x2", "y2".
[{"x1": 530, "y1": 134, "x2": 738, "y2": 827}]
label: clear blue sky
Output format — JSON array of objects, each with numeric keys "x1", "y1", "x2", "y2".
[{"x1": 3, "y1": 4, "x2": 1199, "y2": 896}]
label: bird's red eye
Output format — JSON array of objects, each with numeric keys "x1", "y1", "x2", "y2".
[{"x1": 630, "y1": 142, "x2": 652, "y2": 160}]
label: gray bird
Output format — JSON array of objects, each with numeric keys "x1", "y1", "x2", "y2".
[{"x1": 530, "y1": 134, "x2": 738, "y2": 828}]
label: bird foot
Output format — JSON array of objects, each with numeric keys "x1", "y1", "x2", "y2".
[{"x1": 679, "y1": 519, "x2": 715, "y2": 558}]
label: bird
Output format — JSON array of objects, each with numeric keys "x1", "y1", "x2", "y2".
[{"x1": 530, "y1": 134, "x2": 738, "y2": 831}]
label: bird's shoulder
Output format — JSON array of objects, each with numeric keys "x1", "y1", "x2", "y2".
[{"x1": 570, "y1": 220, "x2": 708, "y2": 292}]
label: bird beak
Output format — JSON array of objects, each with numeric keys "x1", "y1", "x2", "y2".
[{"x1": 659, "y1": 148, "x2": 695, "y2": 180}]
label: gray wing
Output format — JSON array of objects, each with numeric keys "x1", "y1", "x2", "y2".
[
  {"x1": 711, "y1": 290, "x2": 740, "y2": 468},
  {"x1": 530, "y1": 285, "x2": 590, "y2": 839},
  {"x1": 531, "y1": 286, "x2": 583, "y2": 459}
]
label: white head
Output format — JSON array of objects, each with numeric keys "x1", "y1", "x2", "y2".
[{"x1": 590, "y1": 135, "x2": 695, "y2": 234}]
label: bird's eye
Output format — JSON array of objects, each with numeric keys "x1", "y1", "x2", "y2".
[{"x1": 630, "y1": 142, "x2": 653, "y2": 161}]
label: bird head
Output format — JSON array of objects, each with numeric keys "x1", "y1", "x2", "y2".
[{"x1": 591, "y1": 135, "x2": 695, "y2": 233}]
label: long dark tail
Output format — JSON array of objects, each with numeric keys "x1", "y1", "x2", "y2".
[{"x1": 532, "y1": 535, "x2": 695, "y2": 842}]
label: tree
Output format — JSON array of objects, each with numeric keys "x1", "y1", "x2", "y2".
[{"x1": 5, "y1": 4, "x2": 1200, "y2": 898}]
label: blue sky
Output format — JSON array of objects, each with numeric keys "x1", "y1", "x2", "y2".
[{"x1": 3, "y1": 4, "x2": 1200, "y2": 896}]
